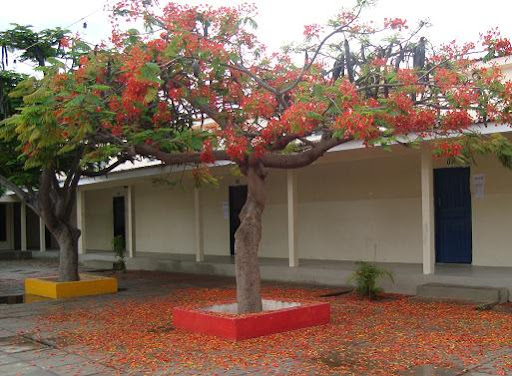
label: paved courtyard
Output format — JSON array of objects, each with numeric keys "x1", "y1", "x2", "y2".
[{"x1": 1, "y1": 259, "x2": 512, "y2": 375}]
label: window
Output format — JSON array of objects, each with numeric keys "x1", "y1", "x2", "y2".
[{"x1": 0, "y1": 204, "x2": 6, "y2": 242}]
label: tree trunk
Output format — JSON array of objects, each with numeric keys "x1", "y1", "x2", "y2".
[
  {"x1": 55, "y1": 225, "x2": 80, "y2": 282},
  {"x1": 234, "y1": 162, "x2": 266, "y2": 314}
]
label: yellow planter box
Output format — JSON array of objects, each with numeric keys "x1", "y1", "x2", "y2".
[{"x1": 25, "y1": 274, "x2": 118, "y2": 299}]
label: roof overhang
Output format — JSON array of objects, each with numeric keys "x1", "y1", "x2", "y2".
[{"x1": 77, "y1": 122, "x2": 512, "y2": 187}]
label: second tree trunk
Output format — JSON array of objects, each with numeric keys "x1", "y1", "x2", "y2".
[{"x1": 54, "y1": 224, "x2": 80, "y2": 282}]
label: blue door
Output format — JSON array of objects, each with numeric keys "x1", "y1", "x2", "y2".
[{"x1": 434, "y1": 167, "x2": 472, "y2": 264}]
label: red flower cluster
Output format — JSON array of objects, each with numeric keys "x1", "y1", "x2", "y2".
[
  {"x1": 481, "y1": 28, "x2": 512, "y2": 57},
  {"x1": 152, "y1": 102, "x2": 173, "y2": 127},
  {"x1": 389, "y1": 93, "x2": 413, "y2": 113},
  {"x1": 451, "y1": 88, "x2": 478, "y2": 109},
  {"x1": 59, "y1": 37, "x2": 70, "y2": 48},
  {"x1": 441, "y1": 110, "x2": 473, "y2": 131},
  {"x1": 222, "y1": 128, "x2": 248, "y2": 161},
  {"x1": 393, "y1": 109, "x2": 436, "y2": 134},
  {"x1": 118, "y1": 46, "x2": 159, "y2": 120},
  {"x1": 384, "y1": 18, "x2": 408, "y2": 30},
  {"x1": 333, "y1": 109, "x2": 375, "y2": 139},
  {"x1": 250, "y1": 136, "x2": 267, "y2": 157},
  {"x1": 303, "y1": 24, "x2": 322, "y2": 39},
  {"x1": 371, "y1": 58, "x2": 387, "y2": 67},
  {"x1": 434, "y1": 68, "x2": 459, "y2": 92},
  {"x1": 200, "y1": 139, "x2": 214, "y2": 164},
  {"x1": 260, "y1": 120, "x2": 288, "y2": 144},
  {"x1": 280, "y1": 101, "x2": 327, "y2": 136},
  {"x1": 440, "y1": 40, "x2": 476, "y2": 60},
  {"x1": 240, "y1": 91, "x2": 277, "y2": 118},
  {"x1": 396, "y1": 69, "x2": 418, "y2": 86},
  {"x1": 437, "y1": 141, "x2": 463, "y2": 157},
  {"x1": 476, "y1": 67, "x2": 504, "y2": 86},
  {"x1": 168, "y1": 84, "x2": 184, "y2": 101},
  {"x1": 338, "y1": 79, "x2": 360, "y2": 109}
]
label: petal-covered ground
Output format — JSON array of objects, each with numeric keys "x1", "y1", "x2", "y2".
[{"x1": 35, "y1": 283, "x2": 512, "y2": 376}]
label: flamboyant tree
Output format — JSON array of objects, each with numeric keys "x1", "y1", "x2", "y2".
[
  {"x1": 0, "y1": 26, "x2": 137, "y2": 281},
  {"x1": 4, "y1": 0, "x2": 512, "y2": 311},
  {"x1": 0, "y1": 70, "x2": 30, "y2": 199}
]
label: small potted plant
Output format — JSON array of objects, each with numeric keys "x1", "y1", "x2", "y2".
[
  {"x1": 348, "y1": 261, "x2": 394, "y2": 300},
  {"x1": 112, "y1": 235, "x2": 126, "y2": 272}
]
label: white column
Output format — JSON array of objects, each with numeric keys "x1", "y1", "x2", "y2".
[
  {"x1": 39, "y1": 217, "x2": 46, "y2": 252},
  {"x1": 421, "y1": 144, "x2": 435, "y2": 275},
  {"x1": 20, "y1": 202, "x2": 27, "y2": 252},
  {"x1": 194, "y1": 187, "x2": 204, "y2": 262},
  {"x1": 77, "y1": 189, "x2": 86, "y2": 254},
  {"x1": 126, "y1": 185, "x2": 135, "y2": 258},
  {"x1": 287, "y1": 170, "x2": 298, "y2": 267}
]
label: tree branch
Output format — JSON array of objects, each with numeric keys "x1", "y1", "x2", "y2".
[
  {"x1": 81, "y1": 156, "x2": 133, "y2": 177},
  {"x1": 279, "y1": 3, "x2": 365, "y2": 95},
  {"x1": 134, "y1": 143, "x2": 230, "y2": 165},
  {"x1": 260, "y1": 137, "x2": 352, "y2": 169},
  {"x1": 0, "y1": 174, "x2": 34, "y2": 208}
]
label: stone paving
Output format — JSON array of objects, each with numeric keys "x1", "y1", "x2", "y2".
[
  {"x1": 0, "y1": 259, "x2": 512, "y2": 375},
  {"x1": 0, "y1": 259, "x2": 243, "y2": 375}
]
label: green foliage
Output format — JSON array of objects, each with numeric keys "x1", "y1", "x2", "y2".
[
  {"x1": 436, "y1": 133, "x2": 512, "y2": 169},
  {"x1": 461, "y1": 133, "x2": 512, "y2": 169},
  {"x1": 0, "y1": 24, "x2": 68, "y2": 67},
  {"x1": 112, "y1": 235, "x2": 125, "y2": 258},
  {"x1": 0, "y1": 69, "x2": 40, "y2": 191},
  {"x1": 0, "y1": 24, "x2": 78, "y2": 179},
  {"x1": 0, "y1": 70, "x2": 26, "y2": 119},
  {"x1": 112, "y1": 235, "x2": 126, "y2": 271},
  {"x1": 0, "y1": 74, "x2": 61, "y2": 169},
  {"x1": 139, "y1": 62, "x2": 162, "y2": 84},
  {"x1": 348, "y1": 261, "x2": 394, "y2": 300}
]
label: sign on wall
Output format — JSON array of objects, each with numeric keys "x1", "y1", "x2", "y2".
[
  {"x1": 472, "y1": 174, "x2": 485, "y2": 199},
  {"x1": 222, "y1": 201, "x2": 229, "y2": 219}
]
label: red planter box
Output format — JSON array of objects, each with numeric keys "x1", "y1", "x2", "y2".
[{"x1": 173, "y1": 301, "x2": 330, "y2": 341}]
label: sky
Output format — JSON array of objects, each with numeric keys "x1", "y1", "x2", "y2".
[{"x1": 2, "y1": 0, "x2": 512, "y2": 73}]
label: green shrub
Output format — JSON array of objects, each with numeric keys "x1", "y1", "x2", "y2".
[
  {"x1": 112, "y1": 235, "x2": 126, "y2": 272},
  {"x1": 348, "y1": 261, "x2": 394, "y2": 300}
]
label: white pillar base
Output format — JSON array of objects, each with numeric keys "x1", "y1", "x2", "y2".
[
  {"x1": 421, "y1": 144, "x2": 435, "y2": 275},
  {"x1": 77, "y1": 189, "x2": 86, "y2": 255},
  {"x1": 20, "y1": 202, "x2": 27, "y2": 252},
  {"x1": 287, "y1": 170, "x2": 298, "y2": 267},
  {"x1": 194, "y1": 187, "x2": 204, "y2": 262},
  {"x1": 39, "y1": 217, "x2": 46, "y2": 252},
  {"x1": 126, "y1": 185, "x2": 135, "y2": 258}
]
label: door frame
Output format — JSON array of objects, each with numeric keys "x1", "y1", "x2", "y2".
[
  {"x1": 228, "y1": 185, "x2": 248, "y2": 256},
  {"x1": 434, "y1": 167, "x2": 473, "y2": 264},
  {"x1": 112, "y1": 196, "x2": 126, "y2": 246}
]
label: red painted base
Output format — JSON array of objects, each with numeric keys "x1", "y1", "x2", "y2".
[{"x1": 173, "y1": 301, "x2": 330, "y2": 341}]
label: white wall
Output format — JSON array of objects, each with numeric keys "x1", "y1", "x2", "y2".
[
  {"x1": 80, "y1": 151, "x2": 424, "y2": 263},
  {"x1": 84, "y1": 187, "x2": 120, "y2": 251},
  {"x1": 133, "y1": 180, "x2": 196, "y2": 254},
  {"x1": 198, "y1": 150, "x2": 423, "y2": 262},
  {"x1": 466, "y1": 156, "x2": 512, "y2": 267},
  {"x1": 202, "y1": 171, "x2": 245, "y2": 256},
  {"x1": 296, "y1": 152, "x2": 422, "y2": 263},
  {"x1": 80, "y1": 144, "x2": 512, "y2": 267},
  {"x1": 199, "y1": 169, "x2": 288, "y2": 258}
]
